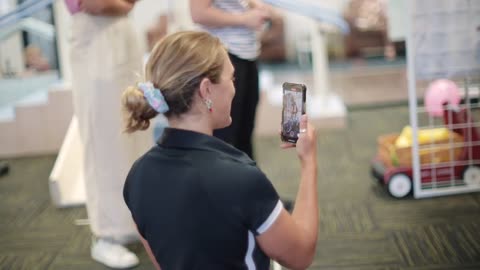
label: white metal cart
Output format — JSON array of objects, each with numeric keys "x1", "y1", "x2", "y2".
[{"x1": 372, "y1": 0, "x2": 480, "y2": 198}]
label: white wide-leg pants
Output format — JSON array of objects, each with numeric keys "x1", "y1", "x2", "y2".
[{"x1": 70, "y1": 13, "x2": 152, "y2": 243}]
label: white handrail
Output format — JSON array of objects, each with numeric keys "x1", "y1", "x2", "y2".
[
  {"x1": 0, "y1": 0, "x2": 55, "y2": 29},
  {"x1": 262, "y1": 0, "x2": 350, "y2": 34},
  {"x1": 0, "y1": 17, "x2": 55, "y2": 42}
]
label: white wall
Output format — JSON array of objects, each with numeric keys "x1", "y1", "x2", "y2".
[
  {"x1": 131, "y1": 0, "x2": 170, "y2": 53},
  {"x1": 386, "y1": 0, "x2": 407, "y2": 41},
  {"x1": 168, "y1": 0, "x2": 195, "y2": 31},
  {"x1": 131, "y1": 0, "x2": 196, "y2": 53}
]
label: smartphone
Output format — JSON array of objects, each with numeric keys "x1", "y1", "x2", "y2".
[{"x1": 281, "y1": 82, "x2": 307, "y2": 143}]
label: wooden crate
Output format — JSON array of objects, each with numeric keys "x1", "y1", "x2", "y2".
[{"x1": 377, "y1": 132, "x2": 464, "y2": 167}]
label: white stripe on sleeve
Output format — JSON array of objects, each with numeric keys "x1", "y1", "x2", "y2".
[
  {"x1": 257, "y1": 200, "x2": 283, "y2": 234},
  {"x1": 245, "y1": 231, "x2": 257, "y2": 270}
]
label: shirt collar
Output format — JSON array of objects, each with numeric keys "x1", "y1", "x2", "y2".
[{"x1": 157, "y1": 128, "x2": 255, "y2": 165}]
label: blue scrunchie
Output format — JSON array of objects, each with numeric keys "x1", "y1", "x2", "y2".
[{"x1": 138, "y1": 82, "x2": 170, "y2": 114}]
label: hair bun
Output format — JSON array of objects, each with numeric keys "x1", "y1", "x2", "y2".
[{"x1": 122, "y1": 86, "x2": 158, "y2": 133}]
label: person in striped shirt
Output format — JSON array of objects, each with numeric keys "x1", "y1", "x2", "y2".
[{"x1": 190, "y1": 0, "x2": 271, "y2": 159}]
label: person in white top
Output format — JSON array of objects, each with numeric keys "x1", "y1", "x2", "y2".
[{"x1": 69, "y1": 0, "x2": 152, "y2": 268}]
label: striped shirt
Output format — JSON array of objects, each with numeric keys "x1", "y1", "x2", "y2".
[{"x1": 203, "y1": 0, "x2": 259, "y2": 60}]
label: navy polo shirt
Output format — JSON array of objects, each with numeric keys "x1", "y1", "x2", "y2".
[{"x1": 123, "y1": 128, "x2": 283, "y2": 270}]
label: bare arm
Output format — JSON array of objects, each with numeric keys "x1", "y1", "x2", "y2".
[
  {"x1": 80, "y1": 0, "x2": 135, "y2": 16},
  {"x1": 256, "y1": 115, "x2": 319, "y2": 270},
  {"x1": 136, "y1": 225, "x2": 162, "y2": 270},
  {"x1": 189, "y1": 0, "x2": 269, "y2": 30}
]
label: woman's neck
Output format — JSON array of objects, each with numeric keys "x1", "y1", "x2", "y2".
[{"x1": 168, "y1": 112, "x2": 213, "y2": 136}]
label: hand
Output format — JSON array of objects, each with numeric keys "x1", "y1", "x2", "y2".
[
  {"x1": 79, "y1": 0, "x2": 104, "y2": 15},
  {"x1": 296, "y1": 115, "x2": 317, "y2": 163},
  {"x1": 241, "y1": 8, "x2": 270, "y2": 30},
  {"x1": 79, "y1": 0, "x2": 134, "y2": 15},
  {"x1": 251, "y1": 1, "x2": 273, "y2": 15},
  {"x1": 281, "y1": 115, "x2": 317, "y2": 164}
]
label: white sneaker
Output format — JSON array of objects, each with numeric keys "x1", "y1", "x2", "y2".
[{"x1": 91, "y1": 238, "x2": 139, "y2": 269}]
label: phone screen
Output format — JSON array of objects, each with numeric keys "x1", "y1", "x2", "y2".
[{"x1": 281, "y1": 83, "x2": 306, "y2": 143}]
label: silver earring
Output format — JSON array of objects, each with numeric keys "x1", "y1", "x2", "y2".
[{"x1": 205, "y1": 99, "x2": 213, "y2": 112}]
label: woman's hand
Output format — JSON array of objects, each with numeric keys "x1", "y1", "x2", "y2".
[
  {"x1": 80, "y1": 0, "x2": 134, "y2": 16},
  {"x1": 241, "y1": 8, "x2": 270, "y2": 30},
  {"x1": 249, "y1": 0, "x2": 272, "y2": 13},
  {"x1": 281, "y1": 115, "x2": 317, "y2": 164},
  {"x1": 79, "y1": 0, "x2": 104, "y2": 15}
]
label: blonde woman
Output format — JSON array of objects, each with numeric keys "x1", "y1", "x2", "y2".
[
  {"x1": 122, "y1": 31, "x2": 319, "y2": 270},
  {"x1": 69, "y1": 0, "x2": 152, "y2": 268}
]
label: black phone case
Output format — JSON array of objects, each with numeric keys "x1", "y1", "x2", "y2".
[{"x1": 281, "y1": 82, "x2": 307, "y2": 143}]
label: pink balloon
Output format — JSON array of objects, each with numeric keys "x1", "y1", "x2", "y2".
[{"x1": 424, "y1": 79, "x2": 461, "y2": 117}]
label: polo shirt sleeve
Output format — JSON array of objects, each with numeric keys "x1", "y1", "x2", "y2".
[{"x1": 235, "y1": 166, "x2": 283, "y2": 236}]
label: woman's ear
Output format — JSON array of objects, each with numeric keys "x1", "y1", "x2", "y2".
[{"x1": 198, "y1": 77, "x2": 212, "y2": 100}]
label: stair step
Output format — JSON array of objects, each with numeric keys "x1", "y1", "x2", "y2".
[
  {"x1": 15, "y1": 90, "x2": 49, "y2": 107},
  {"x1": 0, "y1": 72, "x2": 59, "y2": 107},
  {"x1": 0, "y1": 107, "x2": 14, "y2": 122},
  {"x1": 0, "y1": 80, "x2": 73, "y2": 158},
  {"x1": 0, "y1": 72, "x2": 60, "y2": 123}
]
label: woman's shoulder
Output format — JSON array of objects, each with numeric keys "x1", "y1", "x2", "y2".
[
  {"x1": 202, "y1": 155, "x2": 269, "y2": 189},
  {"x1": 129, "y1": 144, "x2": 266, "y2": 185}
]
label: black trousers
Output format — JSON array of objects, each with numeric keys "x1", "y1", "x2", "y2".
[
  {"x1": 0, "y1": 161, "x2": 9, "y2": 177},
  {"x1": 214, "y1": 53, "x2": 259, "y2": 159}
]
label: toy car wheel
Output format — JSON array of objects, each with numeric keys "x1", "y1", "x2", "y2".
[
  {"x1": 388, "y1": 174, "x2": 412, "y2": 198},
  {"x1": 463, "y1": 165, "x2": 480, "y2": 186}
]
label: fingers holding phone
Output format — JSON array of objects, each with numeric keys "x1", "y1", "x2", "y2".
[
  {"x1": 280, "y1": 114, "x2": 317, "y2": 165},
  {"x1": 296, "y1": 115, "x2": 317, "y2": 163},
  {"x1": 280, "y1": 82, "x2": 317, "y2": 162}
]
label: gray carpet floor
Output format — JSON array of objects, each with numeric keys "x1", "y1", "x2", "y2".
[{"x1": 1, "y1": 105, "x2": 480, "y2": 270}]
